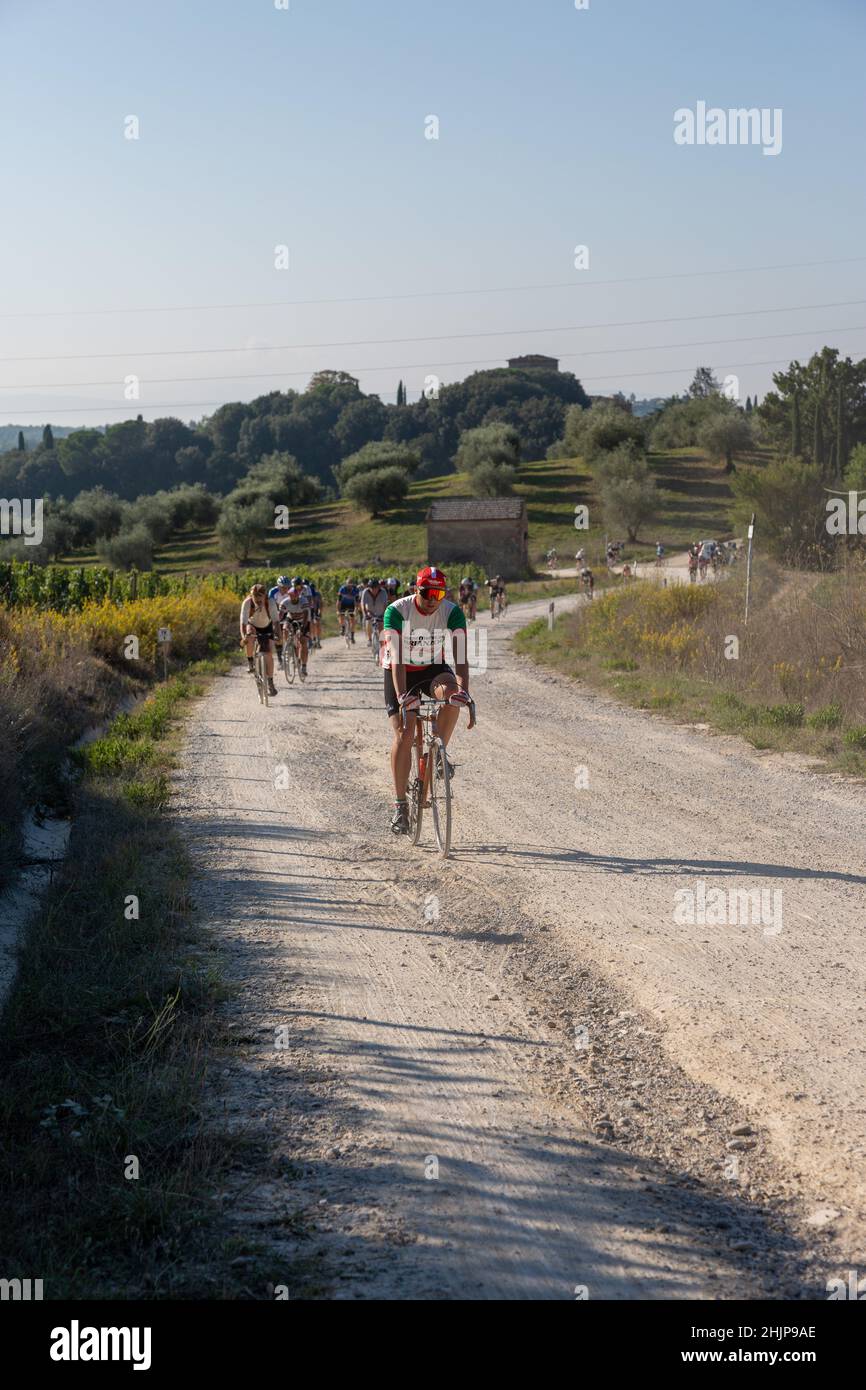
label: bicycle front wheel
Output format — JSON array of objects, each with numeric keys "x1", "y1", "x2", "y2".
[
  {"x1": 282, "y1": 640, "x2": 297, "y2": 685},
  {"x1": 408, "y1": 742, "x2": 425, "y2": 846},
  {"x1": 255, "y1": 651, "x2": 269, "y2": 706},
  {"x1": 429, "y1": 738, "x2": 452, "y2": 858}
]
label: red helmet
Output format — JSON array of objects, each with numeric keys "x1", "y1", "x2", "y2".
[{"x1": 416, "y1": 565, "x2": 447, "y2": 591}]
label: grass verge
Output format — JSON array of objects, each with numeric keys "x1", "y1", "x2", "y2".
[
  {"x1": 0, "y1": 658, "x2": 325, "y2": 1299},
  {"x1": 513, "y1": 568, "x2": 866, "y2": 777}
]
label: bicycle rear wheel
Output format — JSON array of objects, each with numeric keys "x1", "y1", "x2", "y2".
[
  {"x1": 408, "y1": 742, "x2": 425, "y2": 845},
  {"x1": 429, "y1": 737, "x2": 452, "y2": 857}
]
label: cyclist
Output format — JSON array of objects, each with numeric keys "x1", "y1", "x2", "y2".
[
  {"x1": 240, "y1": 584, "x2": 279, "y2": 697},
  {"x1": 361, "y1": 576, "x2": 389, "y2": 652},
  {"x1": 268, "y1": 574, "x2": 291, "y2": 605},
  {"x1": 278, "y1": 579, "x2": 312, "y2": 677},
  {"x1": 487, "y1": 574, "x2": 507, "y2": 616},
  {"x1": 655, "y1": 541, "x2": 665, "y2": 567},
  {"x1": 383, "y1": 565, "x2": 474, "y2": 834},
  {"x1": 546, "y1": 547, "x2": 558, "y2": 569},
  {"x1": 268, "y1": 576, "x2": 291, "y2": 660},
  {"x1": 580, "y1": 565, "x2": 595, "y2": 599},
  {"x1": 336, "y1": 576, "x2": 360, "y2": 643},
  {"x1": 385, "y1": 577, "x2": 399, "y2": 601},
  {"x1": 305, "y1": 578, "x2": 322, "y2": 648},
  {"x1": 459, "y1": 576, "x2": 477, "y2": 621},
  {"x1": 575, "y1": 547, "x2": 585, "y2": 567}
]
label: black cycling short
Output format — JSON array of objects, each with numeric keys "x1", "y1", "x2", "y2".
[
  {"x1": 384, "y1": 662, "x2": 455, "y2": 717},
  {"x1": 248, "y1": 622, "x2": 275, "y2": 651}
]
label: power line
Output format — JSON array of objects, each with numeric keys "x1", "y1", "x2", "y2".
[
  {"x1": 3, "y1": 321, "x2": 864, "y2": 394},
  {"x1": 3, "y1": 296, "x2": 865, "y2": 366},
  {"x1": 1, "y1": 254, "x2": 863, "y2": 321},
  {"x1": 8, "y1": 349, "x2": 865, "y2": 415}
]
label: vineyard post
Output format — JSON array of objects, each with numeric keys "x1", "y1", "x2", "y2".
[
  {"x1": 130, "y1": 569, "x2": 138, "y2": 601},
  {"x1": 108, "y1": 570, "x2": 114, "y2": 601}
]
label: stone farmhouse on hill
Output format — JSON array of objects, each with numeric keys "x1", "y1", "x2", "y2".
[{"x1": 425, "y1": 498, "x2": 529, "y2": 580}]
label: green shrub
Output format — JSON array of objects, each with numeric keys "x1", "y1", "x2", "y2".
[{"x1": 806, "y1": 703, "x2": 842, "y2": 730}]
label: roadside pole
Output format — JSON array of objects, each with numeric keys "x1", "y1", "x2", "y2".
[
  {"x1": 157, "y1": 626, "x2": 171, "y2": 681},
  {"x1": 744, "y1": 514, "x2": 755, "y2": 625},
  {"x1": 548, "y1": 601, "x2": 555, "y2": 631}
]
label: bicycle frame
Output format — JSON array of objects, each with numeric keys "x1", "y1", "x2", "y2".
[{"x1": 402, "y1": 694, "x2": 476, "y2": 856}]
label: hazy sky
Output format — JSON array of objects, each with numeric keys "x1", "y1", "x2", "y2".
[{"x1": 2, "y1": 0, "x2": 864, "y2": 424}]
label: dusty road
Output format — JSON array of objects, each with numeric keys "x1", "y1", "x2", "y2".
[{"x1": 173, "y1": 597, "x2": 865, "y2": 1299}]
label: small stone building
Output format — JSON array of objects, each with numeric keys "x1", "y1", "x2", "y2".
[{"x1": 425, "y1": 498, "x2": 528, "y2": 579}]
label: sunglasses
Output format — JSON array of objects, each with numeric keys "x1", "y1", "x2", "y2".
[{"x1": 419, "y1": 586, "x2": 446, "y2": 600}]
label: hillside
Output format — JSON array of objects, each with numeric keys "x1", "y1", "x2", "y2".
[{"x1": 81, "y1": 447, "x2": 736, "y2": 576}]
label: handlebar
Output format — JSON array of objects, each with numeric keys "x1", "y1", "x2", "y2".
[{"x1": 401, "y1": 695, "x2": 476, "y2": 730}]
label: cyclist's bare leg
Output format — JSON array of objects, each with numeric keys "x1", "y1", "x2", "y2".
[
  {"x1": 430, "y1": 675, "x2": 460, "y2": 745},
  {"x1": 390, "y1": 710, "x2": 417, "y2": 799}
]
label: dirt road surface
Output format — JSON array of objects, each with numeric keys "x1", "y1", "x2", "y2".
[{"x1": 173, "y1": 597, "x2": 864, "y2": 1299}]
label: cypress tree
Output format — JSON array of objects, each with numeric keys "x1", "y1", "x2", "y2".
[
  {"x1": 42, "y1": 423, "x2": 54, "y2": 449},
  {"x1": 813, "y1": 399, "x2": 823, "y2": 472},
  {"x1": 835, "y1": 380, "x2": 846, "y2": 479},
  {"x1": 17, "y1": 430, "x2": 26, "y2": 451},
  {"x1": 792, "y1": 390, "x2": 801, "y2": 457}
]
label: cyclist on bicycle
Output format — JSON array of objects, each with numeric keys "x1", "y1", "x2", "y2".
[
  {"x1": 278, "y1": 579, "x2": 312, "y2": 676},
  {"x1": 304, "y1": 578, "x2": 322, "y2": 648},
  {"x1": 268, "y1": 576, "x2": 291, "y2": 659},
  {"x1": 383, "y1": 565, "x2": 474, "y2": 834},
  {"x1": 487, "y1": 574, "x2": 506, "y2": 615},
  {"x1": 361, "y1": 577, "x2": 388, "y2": 651},
  {"x1": 336, "y1": 576, "x2": 360, "y2": 643},
  {"x1": 580, "y1": 566, "x2": 595, "y2": 599},
  {"x1": 240, "y1": 584, "x2": 280, "y2": 697},
  {"x1": 458, "y1": 576, "x2": 477, "y2": 621}
]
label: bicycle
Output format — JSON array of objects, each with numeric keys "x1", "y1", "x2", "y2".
[
  {"x1": 252, "y1": 635, "x2": 270, "y2": 707},
  {"x1": 404, "y1": 695, "x2": 476, "y2": 858},
  {"x1": 491, "y1": 591, "x2": 506, "y2": 620},
  {"x1": 340, "y1": 612, "x2": 355, "y2": 648},
  {"x1": 281, "y1": 622, "x2": 302, "y2": 685}
]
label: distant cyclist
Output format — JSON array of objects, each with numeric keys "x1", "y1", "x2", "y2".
[
  {"x1": 458, "y1": 576, "x2": 477, "y2": 621},
  {"x1": 580, "y1": 566, "x2": 595, "y2": 599},
  {"x1": 487, "y1": 574, "x2": 507, "y2": 616},
  {"x1": 655, "y1": 541, "x2": 665, "y2": 568},
  {"x1": 382, "y1": 565, "x2": 474, "y2": 834},
  {"x1": 336, "y1": 576, "x2": 360, "y2": 642},
  {"x1": 305, "y1": 578, "x2": 322, "y2": 648},
  {"x1": 361, "y1": 577, "x2": 389, "y2": 651}
]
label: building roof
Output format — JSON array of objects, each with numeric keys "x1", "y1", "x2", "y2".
[{"x1": 426, "y1": 497, "x2": 527, "y2": 523}]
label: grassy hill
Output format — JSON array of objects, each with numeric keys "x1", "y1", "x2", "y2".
[{"x1": 61, "y1": 448, "x2": 738, "y2": 577}]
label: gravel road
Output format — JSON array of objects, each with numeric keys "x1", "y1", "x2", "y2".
[{"x1": 172, "y1": 596, "x2": 865, "y2": 1299}]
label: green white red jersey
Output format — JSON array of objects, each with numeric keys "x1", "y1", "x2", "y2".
[{"x1": 382, "y1": 593, "x2": 467, "y2": 669}]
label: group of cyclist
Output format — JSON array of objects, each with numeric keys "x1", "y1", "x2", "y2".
[
  {"x1": 239, "y1": 574, "x2": 322, "y2": 696},
  {"x1": 332, "y1": 572, "x2": 508, "y2": 638}
]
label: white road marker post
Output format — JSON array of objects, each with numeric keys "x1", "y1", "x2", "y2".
[
  {"x1": 157, "y1": 626, "x2": 171, "y2": 681},
  {"x1": 548, "y1": 601, "x2": 555, "y2": 631},
  {"x1": 744, "y1": 515, "x2": 755, "y2": 626}
]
